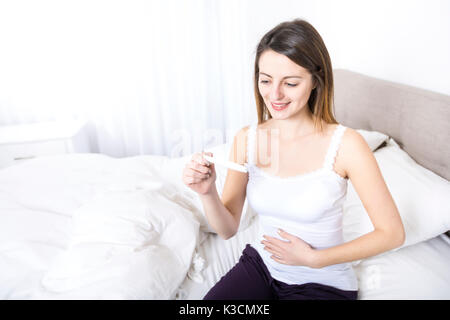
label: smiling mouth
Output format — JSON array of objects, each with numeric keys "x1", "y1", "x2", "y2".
[{"x1": 271, "y1": 102, "x2": 290, "y2": 110}]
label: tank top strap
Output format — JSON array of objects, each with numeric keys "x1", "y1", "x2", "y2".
[
  {"x1": 323, "y1": 124, "x2": 347, "y2": 171},
  {"x1": 246, "y1": 123, "x2": 257, "y2": 166}
]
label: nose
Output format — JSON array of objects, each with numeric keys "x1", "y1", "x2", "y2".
[{"x1": 269, "y1": 83, "x2": 285, "y2": 101}]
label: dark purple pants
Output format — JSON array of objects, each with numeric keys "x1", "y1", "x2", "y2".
[{"x1": 203, "y1": 244, "x2": 358, "y2": 300}]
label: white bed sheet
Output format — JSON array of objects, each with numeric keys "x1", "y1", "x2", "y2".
[{"x1": 178, "y1": 215, "x2": 450, "y2": 300}]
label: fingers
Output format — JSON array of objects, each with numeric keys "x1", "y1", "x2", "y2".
[
  {"x1": 183, "y1": 151, "x2": 214, "y2": 185},
  {"x1": 184, "y1": 165, "x2": 211, "y2": 184},
  {"x1": 270, "y1": 255, "x2": 287, "y2": 264},
  {"x1": 263, "y1": 235, "x2": 289, "y2": 247},
  {"x1": 261, "y1": 237, "x2": 288, "y2": 264},
  {"x1": 194, "y1": 151, "x2": 211, "y2": 167},
  {"x1": 262, "y1": 242, "x2": 282, "y2": 256},
  {"x1": 184, "y1": 172, "x2": 210, "y2": 185},
  {"x1": 189, "y1": 153, "x2": 212, "y2": 174},
  {"x1": 261, "y1": 237, "x2": 283, "y2": 255},
  {"x1": 277, "y1": 229, "x2": 294, "y2": 242},
  {"x1": 192, "y1": 152, "x2": 213, "y2": 171}
]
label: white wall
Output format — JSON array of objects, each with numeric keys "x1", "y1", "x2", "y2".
[
  {"x1": 308, "y1": 0, "x2": 449, "y2": 95},
  {"x1": 243, "y1": 0, "x2": 450, "y2": 96}
]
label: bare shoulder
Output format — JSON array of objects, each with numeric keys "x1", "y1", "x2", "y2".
[
  {"x1": 230, "y1": 125, "x2": 251, "y2": 164},
  {"x1": 237, "y1": 124, "x2": 251, "y2": 137},
  {"x1": 341, "y1": 127, "x2": 367, "y2": 149},
  {"x1": 339, "y1": 126, "x2": 377, "y2": 179}
]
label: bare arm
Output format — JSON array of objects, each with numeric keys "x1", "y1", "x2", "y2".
[
  {"x1": 198, "y1": 184, "x2": 239, "y2": 240},
  {"x1": 312, "y1": 129, "x2": 405, "y2": 268},
  {"x1": 183, "y1": 126, "x2": 249, "y2": 240}
]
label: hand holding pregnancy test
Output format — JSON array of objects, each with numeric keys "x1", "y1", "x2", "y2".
[{"x1": 202, "y1": 154, "x2": 248, "y2": 173}]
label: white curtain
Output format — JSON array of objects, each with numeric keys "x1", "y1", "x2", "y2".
[{"x1": 0, "y1": 0, "x2": 270, "y2": 157}]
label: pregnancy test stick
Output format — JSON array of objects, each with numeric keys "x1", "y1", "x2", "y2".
[{"x1": 203, "y1": 155, "x2": 248, "y2": 173}]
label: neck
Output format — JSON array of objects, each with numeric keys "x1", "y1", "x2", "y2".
[{"x1": 268, "y1": 110, "x2": 319, "y2": 141}]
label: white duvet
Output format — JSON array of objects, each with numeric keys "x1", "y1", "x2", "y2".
[{"x1": 0, "y1": 154, "x2": 204, "y2": 299}]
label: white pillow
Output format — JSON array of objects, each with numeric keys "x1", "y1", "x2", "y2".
[
  {"x1": 343, "y1": 137, "x2": 450, "y2": 250},
  {"x1": 355, "y1": 128, "x2": 389, "y2": 151}
]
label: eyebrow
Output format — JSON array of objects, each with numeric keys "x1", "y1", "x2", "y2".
[{"x1": 259, "y1": 72, "x2": 303, "y2": 79}]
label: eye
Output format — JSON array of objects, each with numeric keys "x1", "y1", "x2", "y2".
[{"x1": 259, "y1": 80, "x2": 298, "y2": 87}]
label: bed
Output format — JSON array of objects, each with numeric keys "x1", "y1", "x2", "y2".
[{"x1": 0, "y1": 69, "x2": 449, "y2": 300}]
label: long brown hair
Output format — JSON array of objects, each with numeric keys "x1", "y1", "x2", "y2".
[{"x1": 254, "y1": 19, "x2": 337, "y2": 132}]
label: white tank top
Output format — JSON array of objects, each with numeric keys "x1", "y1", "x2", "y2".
[{"x1": 246, "y1": 123, "x2": 358, "y2": 291}]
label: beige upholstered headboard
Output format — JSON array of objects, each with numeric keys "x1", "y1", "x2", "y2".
[{"x1": 333, "y1": 69, "x2": 450, "y2": 181}]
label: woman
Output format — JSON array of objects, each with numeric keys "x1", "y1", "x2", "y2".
[{"x1": 182, "y1": 19, "x2": 405, "y2": 300}]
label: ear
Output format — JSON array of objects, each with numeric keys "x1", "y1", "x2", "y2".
[{"x1": 312, "y1": 78, "x2": 317, "y2": 89}]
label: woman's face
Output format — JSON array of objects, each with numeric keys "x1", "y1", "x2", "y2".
[{"x1": 258, "y1": 49, "x2": 315, "y2": 120}]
